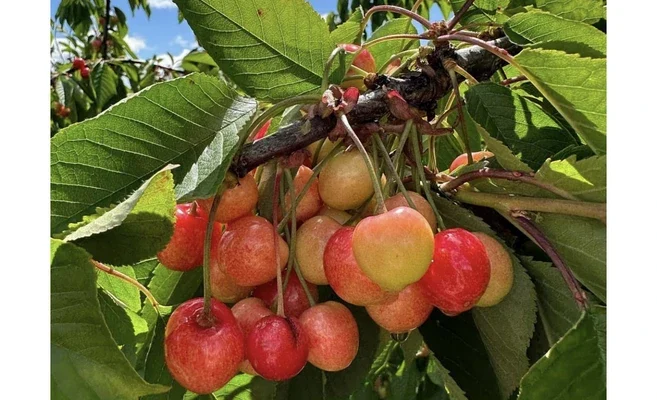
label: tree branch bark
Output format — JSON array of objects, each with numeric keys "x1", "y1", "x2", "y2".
[{"x1": 232, "y1": 37, "x2": 519, "y2": 177}]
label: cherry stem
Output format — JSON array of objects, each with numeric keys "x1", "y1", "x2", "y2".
[
  {"x1": 293, "y1": 261, "x2": 316, "y2": 307},
  {"x1": 500, "y1": 75, "x2": 528, "y2": 86},
  {"x1": 446, "y1": 66, "x2": 473, "y2": 164},
  {"x1": 440, "y1": 168, "x2": 580, "y2": 201},
  {"x1": 339, "y1": 113, "x2": 387, "y2": 215},
  {"x1": 512, "y1": 212, "x2": 589, "y2": 310},
  {"x1": 391, "y1": 120, "x2": 414, "y2": 194},
  {"x1": 283, "y1": 169, "x2": 298, "y2": 275},
  {"x1": 323, "y1": 46, "x2": 346, "y2": 91},
  {"x1": 93, "y1": 260, "x2": 160, "y2": 310},
  {"x1": 446, "y1": 0, "x2": 476, "y2": 31},
  {"x1": 452, "y1": 189, "x2": 607, "y2": 222},
  {"x1": 410, "y1": 124, "x2": 446, "y2": 231},
  {"x1": 437, "y1": 34, "x2": 514, "y2": 64},
  {"x1": 311, "y1": 138, "x2": 327, "y2": 166},
  {"x1": 362, "y1": 5, "x2": 433, "y2": 30},
  {"x1": 277, "y1": 140, "x2": 343, "y2": 232},
  {"x1": 372, "y1": 132, "x2": 417, "y2": 210},
  {"x1": 272, "y1": 165, "x2": 285, "y2": 317}
]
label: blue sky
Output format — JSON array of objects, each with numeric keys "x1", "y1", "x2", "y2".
[{"x1": 51, "y1": 0, "x2": 444, "y2": 65}]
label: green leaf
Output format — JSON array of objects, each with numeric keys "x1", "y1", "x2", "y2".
[
  {"x1": 142, "y1": 318, "x2": 187, "y2": 400},
  {"x1": 521, "y1": 257, "x2": 581, "y2": 345},
  {"x1": 449, "y1": 0, "x2": 509, "y2": 26},
  {"x1": 213, "y1": 374, "x2": 277, "y2": 399},
  {"x1": 276, "y1": 364, "x2": 324, "y2": 400},
  {"x1": 535, "y1": 0, "x2": 605, "y2": 24},
  {"x1": 98, "y1": 290, "x2": 150, "y2": 366},
  {"x1": 517, "y1": 308, "x2": 606, "y2": 400},
  {"x1": 175, "y1": 0, "x2": 339, "y2": 102},
  {"x1": 66, "y1": 166, "x2": 177, "y2": 266},
  {"x1": 465, "y1": 82, "x2": 578, "y2": 170},
  {"x1": 437, "y1": 0, "x2": 453, "y2": 20},
  {"x1": 97, "y1": 266, "x2": 142, "y2": 312},
  {"x1": 534, "y1": 155, "x2": 606, "y2": 202},
  {"x1": 367, "y1": 18, "x2": 419, "y2": 71},
  {"x1": 51, "y1": 239, "x2": 168, "y2": 399},
  {"x1": 148, "y1": 263, "x2": 203, "y2": 306},
  {"x1": 512, "y1": 49, "x2": 606, "y2": 154},
  {"x1": 388, "y1": 360, "x2": 421, "y2": 400},
  {"x1": 434, "y1": 196, "x2": 537, "y2": 397},
  {"x1": 400, "y1": 329, "x2": 424, "y2": 366},
  {"x1": 91, "y1": 61, "x2": 119, "y2": 110},
  {"x1": 133, "y1": 258, "x2": 160, "y2": 286},
  {"x1": 426, "y1": 355, "x2": 468, "y2": 400},
  {"x1": 504, "y1": 10, "x2": 606, "y2": 58},
  {"x1": 330, "y1": 7, "x2": 364, "y2": 45},
  {"x1": 51, "y1": 73, "x2": 256, "y2": 235}
]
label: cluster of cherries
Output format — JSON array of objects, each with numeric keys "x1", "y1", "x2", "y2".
[
  {"x1": 157, "y1": 140, "x2": 513, "y2": 394},
  {"x1": 72, "y1": 57, "x2": 90, "y2": 79}
]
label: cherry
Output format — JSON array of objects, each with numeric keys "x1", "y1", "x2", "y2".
[
  {"x1": 197, "y1": 174, "x2": 258, "y2": 223},
  {"x1": 299, "y1": 301, "x2": 359, "y2": 371},
  {"x1": 365, "y1": 283, "x2": 433, "y2": 333},
  {"x1": 72, "y1": 57, "x2": 86, "y2": 70},
  {"x1": 282, "y1": 165, "x2": 323, "y2": 223},
  {"x1": 419, "y1": 228, "x2": 491, "y2": 316},
  {"x1": 352, "y1": 206, "x2": 434, "y2": 291},
  {"x1": 253, "y1": 119, "x2": 272, "y2": 141},
  {"x1": 216, "y1": 215, "x2": 289, "y2": 286},
  {"x1": 91, "y1": 38, "x2": 102, "y2": 52},
  {"x1": 252, "y1": 269, "x2": 319, "y2": 318},
  {"x1": 324, "y1": 227, "x2": 398, "y2": 306},
  {"x1": 384, "y1": 59, "x2": 402, "y2": 75},
  {"x1": 296, "y1": 215, "x2": 342, "y2": 285},
  {"x1": 340, "y1": 44, "x2": 376, "y2": 74},
  {"x1": 210, "y1": 229, "x2": 252, "y2": 303},
  {"x1": 318, "y1": 149, "x2": 374, "y2": 211},
  {"x1": 80, "y1": 67, "x2": 90, "y2": 79},
  {"x1": 449, "y1": 151, "x2": 495, "y2": 172},
  {"x1": 164, "y1": 298, "x2": 244, "y2": 394},
  {"x1": 246, "y1": 315, "x2": 309, "y2": 381},
  {"x1": 318, "y1": 205, "x2": 351, "y2": 225},
  {"x1": 472, "y1": 232, "x2": 514, "y2": 307},
  {"x1": 157, "y1": 203, "x2": 220, "y2": 271},
  {"x1": 384, "y1": 191, "x2": 437, "y2": 232},
  {"x1": 307, "y1": 139, "x2": 340, "y2": 166},
  {"x1": 231, "y1": 298, "x2": 274, "y2": 375}
]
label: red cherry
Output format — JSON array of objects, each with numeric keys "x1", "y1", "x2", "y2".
[
  {"x1": 197, "y1": 174, "x2": 259, "y2": 223},
  {"x1": 252, "y1": 269, "x2": 319, "y2": 318},
  {"x1": 80, "y1": 67, "x2": 90, "y2": 79},
  {"x1": 418, "y1": 228, "x2": 491, "y2": 316},
  {"x1": 231, "y1": 298, "x2": 274, "y2": 375},
  {"x1": 91, "y1": 39, "x2": 102, "y2": 52},
  {"x1": 449, "y1": 151, "x2": 495, "y2": 172},
  {"x1": 164, "y1": 298, "x2": 244, "y2": 394},
  {"x1": 253, "y1": 119, "x2": 272, "y2": 141},
  {"x1": 157, "y1": 203, "x2": 220, "y2": 272},
  {"x1": 246, "y1": 315, "x2": 309, "y2": 381},
  {"x1": 340, "y1": 44, "x2": 376, "y2": 74},
  {"x1": 365, "y1": 283, "x2": 433, "y2": 333},
  {"x1": 72, "y1": 57, "x2": 86, "y2": 70}
]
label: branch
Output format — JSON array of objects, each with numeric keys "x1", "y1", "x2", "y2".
[
  {"x1": 102, "y1": 0, "x2": 111, "y2": 59},
  {"x1": 233, "y1": 37, "x2": 519, "y2": 176}
]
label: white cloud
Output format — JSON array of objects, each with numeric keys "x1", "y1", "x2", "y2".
[
  {"x1": 149, "y1": 0, "x2": 177, "y2": 9},
  {"x1": 156, "y1": 48, "x2": 193, "y2": 68},
  {"x1": 171, "y1": 35, "x2": 191, "y2": 48},
  {"x1": 124, "y1": 34, "x2": 147, "y2": 54}
]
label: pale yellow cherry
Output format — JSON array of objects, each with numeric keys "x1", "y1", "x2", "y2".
[
  {"x1": 473, "y1": 232, "x2": 514, "y2": 307},
  {"x1": 384, "y1": 191, "x2": 437, "y2": 232},
  {"x1": 318, "y1": 149, "x2": 373, "y2": 211},
  {"x1": 307, "y1": 140, "x2": 341, "y2": 165},
  {"x1": 296, "y1": 216, "x2": 342, "y2": 285}
]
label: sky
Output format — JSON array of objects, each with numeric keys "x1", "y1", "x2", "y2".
[{"x1": 50, "y1": 0, "x2": 444, "y2": 67}]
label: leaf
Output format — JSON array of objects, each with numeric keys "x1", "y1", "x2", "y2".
[
  {"x1": 51, "y1": 73, "x2": 256, "y2": 235},
  {"x1": 449, "y1": 0, "x2": 509, "y2": 26},
  {"x1": 465, "y1": 82, "x2": 578, "y2": 170},
  {"x1": 517, "y1": 308, "x2": 606, "y2": 400},
  {"x1": 175, "y1": 0, "x2": 339, "y2": 102},
  {"x1": 535, "y1": 0, "x2": 605, "y2": 24},
  {"x1": 521, "y1": 257, "x2": 581, "y2": 345},
  {"x1": 512, "y1": 49, "x2": 606, "y2": 154},
  {"x1": 92, "y1": 61, "x2": 119, "y2": 110},
  {"x1": 426, "y1": 355, "x2": 468, "y2": 400},
  {"x1": 148, "y1": 263, "x2": 204, "y2": 306},
  {"x1": 98, "y1": 290, "x2": 150, "y2": 366},
  {"x1": 66, "y1": 166, "x2": 177, "y2": 266},
  {"x1": 142, "y1": 318, "x2": 187, "y2": 400},
  {"x1": 51, "y1": 239, "x2": 168, "y2": 399},
  {"x1": 534, "y1": 155, "x2": 606, "y2": 202},
  {"x1": 96, "y1": 265, "x2": 142, "y2": 312},
  {"x1": 504, "y1": 10, "x2": 606, "y2": 58},
  {"x1": 213, "y1": 374, "x2": 277, "y2": 399},
  {"x1": 133, "y1": 258, "x2": 160, "y2": 286},
  {"x1": 400, "y1": 329, "x2": 424, "y2": 366},
  {"x1": 276, "y1": 364, "x2": 324, "y2": 400},
  {"x1": 175, "y1": 119, "x2": 242, "y2": 202},
  {"x1": 367, "y1": 18, "x2": 419, "y2": 71},
  {"x1": 330, "y1": 7, "x2": 364, "y2": 45},
  {"x1": 388, "y1": 360, "x2": 421, "y2": 400},
  {"x1": 434, "y1": 196, "x2": 537, "y2": 397}
]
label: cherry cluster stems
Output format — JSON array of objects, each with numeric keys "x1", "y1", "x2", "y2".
[
  {"x1": 272, "y1": 166, "x2": 285, "y2": 316},
  {"x1": 201, "y1": 186, "x2": 225, "y2": 323}
]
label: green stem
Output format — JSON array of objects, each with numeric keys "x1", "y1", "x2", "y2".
[
  {"x1": 339, "y1": 113, "x2": 387, "y2": 215},
  {"x1": 283, "y1": 169, "x2": 298, "y2": 275},
  {"x1": 272, "y1": 165, "x2": 285, "y2": 316},
  {"x1": 311, "y1": 138, "x2": 327, "y2": 166},
  {"x1": 453, "y1": 189, "x2": 607, "y2": 222},
  {"x1": 410, "y1": 125, "x2": 446, "y2": 231},
  {"x1": 373, "y1": 132, "x2": 416, "y2": 209},
  {"x1": 447, "y1": 68, "x2": 472, "y2": 164},
  {"x1": 323, "y1": 46, "x2": 346, "y2": 91},
  {"x1": 391, "y1": 120, "x2": 414, "y2": 193},
  {"x1": 201, "y1": 183, "x2": 229, "y2": 324}
]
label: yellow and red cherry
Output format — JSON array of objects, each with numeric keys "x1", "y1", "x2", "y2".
[
  {"x1": 231, "y1": 298, "x2": 274, "y2": 375},
  {"x1": 324, "y1": 227, "x2": 398, "y2": 306},
  {"x1": 299, "y1": 301, "x2": 359, "y2": 371},
  {"x1": 319, "y1": 149, "x2": 374, "y2": 211},
  {"x1": 472, "y1": 232, "x2": 514, "y2": 307},
  {"x1": 296, "y1": 215, "x2": 342, "y2": 285},
  {"x1": 197, "y1": 174, "x2": 258, "y2": 223},
  {"x1": 449, "y1": 151, "x2": 495, "y2": 172},
  {"x1": 282, "y1": 165, "x2": 323, "y2": 223},
  {"x1": 365, "y1": 283, "x2": 433, "y2": 333},
  {"x1": 384, "y1": 191, "x2": 437, "y2": 232},
  {"x1": 352, "y1": 206, "x2": 434, "y2": 292},
  {"x1": 164, "y1": 298, "x2": 244, "y2": 394},
  {"x1": 252, "y1": 269, "x2": 319, "y2": 318},
  {"x1": 419, "y1": 228, "x2": 491, "y2": 316},
  {"x1": 246, "y1": 315, "x2": 309, "y2": 381},
  {"x1": 216, "y1": 215, "x2": 289, "y2": 287}
]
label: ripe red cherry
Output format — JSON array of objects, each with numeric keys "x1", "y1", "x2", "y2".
[
  {"x1": 164, "y1": 298, "x2": 244, "y2": 394},
  {"x1": 91, "y1": 38, "x2": 102, "y2": 52},
  {"x1": 324, "y1": 227, "x2": 398, "y2": 306},
  {"x1": 197, "y1": 173, "x2": 259, "y2": 223},
  {"x1": 449, "y1": 151, "x2": 495, "y2": 172},
  {"x1": 252, "y1": 269, "x2": 319, "y2": 318},
  {"x1": 72, "y1": 57, "x2": 86, "y2": 70},
  {"x1": 216, "y1": 215, "x2": 289, "y2": 286},
  {"x1": 340, "y1": 44, "x2": 376, "y2": 74},
  {"x1": 157, "y1": 203, "x2": 220, "y2": 271},
  {"x1": 231, "y1": 298, "x2": 274, "y2": 375},
  {"x1": 246, "y1": 315, "x2": 309, "y2": 381},
  {"x1": 80, "y1": 67, "x2": 90, "y2": 79},
  {"x1": 418, "y1": 228, "x2": 491, "y2": 316},
  {"x1": 253, "y1": 119, "x2": 272, "y2": 141},
  {"x1": 365, "y1": 283, "x2": 433, "y2": 333},
  {"x1": 296, "y1": 215, "x2": 342, "y2": 285},
  {"x1": 299, "y1": 301, "x2": 359, "y2": 371}
]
